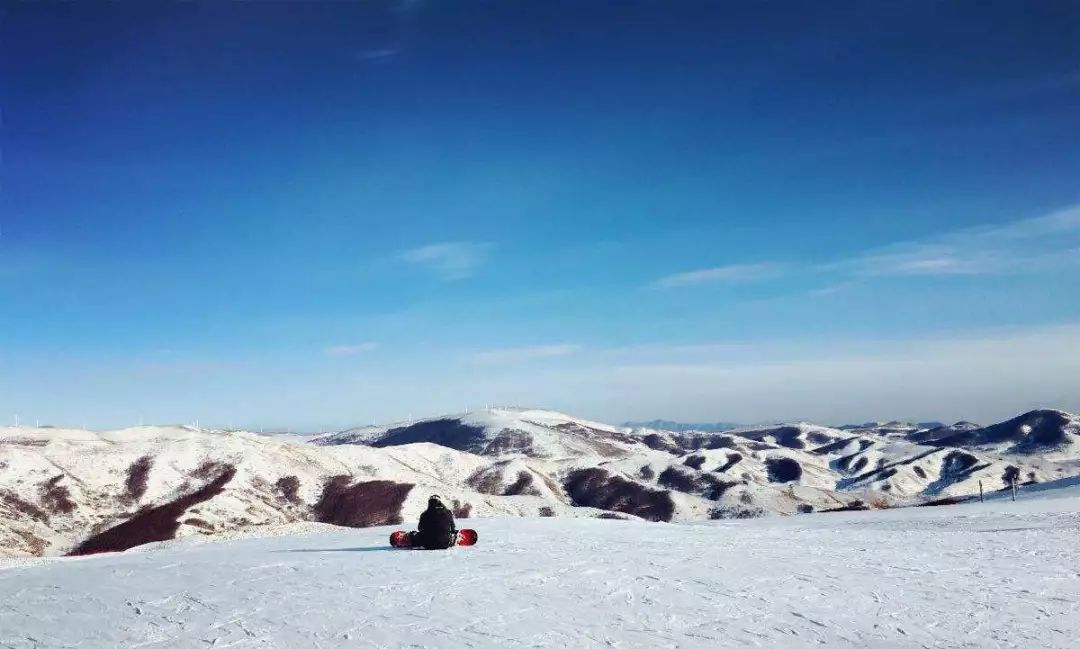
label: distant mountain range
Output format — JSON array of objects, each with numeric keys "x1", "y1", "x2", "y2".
[
  {"x1": 628, "y1": 419, "x2": 950, "y2": 434},
  {"x1": 623, "y1": 419, "x2": 739, "y2": 433},
  {"x1": 2, "y1": 407, "x2": 1078, "y2": 558}
]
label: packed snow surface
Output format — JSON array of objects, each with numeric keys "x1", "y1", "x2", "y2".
[{"x1": 2, "y1": 495, "x2": 1078, "y2": 648}]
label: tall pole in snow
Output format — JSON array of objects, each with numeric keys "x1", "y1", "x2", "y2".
[{"x1": 979, "y1": 480, "x2": 984, "y2": 503}]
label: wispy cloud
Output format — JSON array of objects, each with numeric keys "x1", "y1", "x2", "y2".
[
  {"x1": 355, "y1": 48, "x2": 400, "y2": 62},
  {"x1": 965, "y1": 204, "x2": 1080, "y2": 241},
  {"x1": 325, "y1": 342, "x2": 379, "y2": 357},
  {"x1": 836, "y1": 205, "x2": 1080, "y2": 278},
  {"x1": 653, "y1": 206, "x2": 1079, "y2": 300},
  {"x1": 658, "y1": 206, "x2": 1080, "y2": 297},
  {"x1": 844, "y1": 245, "x2": 996, "y2": 277},
  {"x1": 807, "y1": 282, "x2": 855, "y2": 296},
  {"x1": 471, "y1": 344, "x2": 580, "y2": 365},
  {"x1": 399, "y1": 242, "x2": 493, "y2": 280},
  {"x1": 653, "y1": 262, "x2": 783, "y2": 289}
]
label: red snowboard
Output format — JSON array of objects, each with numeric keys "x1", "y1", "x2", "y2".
[{"x1": 390, "y1": 529, "x2": 478, "y2": 548}]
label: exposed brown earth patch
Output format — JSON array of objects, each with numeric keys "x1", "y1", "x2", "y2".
[
  {"x1": 765, "y1": 457, "x2": 803, "y2": 483},
  {"x1": 564, "y1": 468, "x2": 674, "y2": 522},
  {"x1": 709, "y1": 504, "x2": 765, "y2": 519},
  {"x1": 12, "y1": 529, "x2": 48, "y2": 556},
  {"x1": 370, "y1": 419, "x2": 487, "y2": 453},
  {"x1": 658, "y1": 467, "x2": 738, "y2": 500},
  {"x1": 1, "y1": 490, "x2": 49, "y2": 523},
  {"x1": 671, "y1": 433, "x2": 739, "y2": 453},
  {"x1": 466, "y1": 466, "x2": 505, "y2": 495},
  {"x1": 503, "y1": 471, "x2": 541, "y2": 497},
  {"x1": 274, "y1": 475, "x2": 302, "y2": 504},
  {"x1": 657, "y1": 467, "x2": 698, "y2": 492},
  {"x1": 70, "y1": 464, "x2": 237, "y2": 556},
  {"x1": 451, "y1": 499, "x2": 473, "y2": 518},
  {"x1": 192, "y1": 460, "x2": 230, "y2": 480},
  {"x1": 125, "y1": 456, "x2": 153, "y2": 501},
  {"x1": 683, "y1": 455, "x2": 707, "y2": 470},
  {"x1": 0, "y1": 438, "x2": 48, "y2": 447},
  {"x1": 588, "y1": 439, "x2": 630, "y2": 457},
  {"x1": 312, "y1": 477, "x2": 413, "y2": 528},
  {"x1": 641, "y1": 433, "x2": 677, "y2": 453},
  {"x1": 482, "y1": 429, "x2": 539, "y2": 456},
  {"x1": 39, "y1": 476, "x2": 77, "y2": 515},
  {"x1": 715, "y1": 453, "x2": 743, "y2": 473},
  {"x1": 918, "y1": 495, "x2": 971, "y2": 507}
]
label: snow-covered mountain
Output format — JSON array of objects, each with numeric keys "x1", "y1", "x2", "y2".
[
  {"x1": 312, "y1": 408, "x2": 638, "y2": 459},
  {"x1": 931, "y1": 409, "x2": 1080, "y2": 455},
  {"x1": 2, "y1": 407, "x2": 1078, "y2": 558}
]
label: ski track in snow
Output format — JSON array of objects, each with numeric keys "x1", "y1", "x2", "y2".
[{"x1": 2, "y1": 497, "x2": 1079, "y2": 648}]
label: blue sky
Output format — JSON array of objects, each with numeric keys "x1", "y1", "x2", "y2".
[{"x1": 2, "y1": 1, "x2": 1079, "y2": 429}]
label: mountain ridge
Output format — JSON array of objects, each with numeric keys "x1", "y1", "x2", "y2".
[
  {"x1": 2, "y1": 407, "x2": 1078, "y2": 558},
  {"x1": 623, "y1": 419, "x2": 740, "y2": 433}
]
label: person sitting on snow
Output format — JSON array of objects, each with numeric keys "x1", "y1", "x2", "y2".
[{"x1": 408, "y1": 495, "x2": 457, "y2": 550}]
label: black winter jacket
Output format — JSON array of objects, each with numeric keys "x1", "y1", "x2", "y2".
[{"x1": 415, "y1": 504, "x2": 456, "y2": 549}]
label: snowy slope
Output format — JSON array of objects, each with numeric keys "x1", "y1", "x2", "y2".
[
  {"x1": 2, "y1": 496, "x2": 1079, "y2": 648},
  {"x1": 982, "y1": 473, "x2": 1080, "y2": 502}
]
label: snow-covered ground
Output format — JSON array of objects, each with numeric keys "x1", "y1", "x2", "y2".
[{"x1": 2, "y1": 494, "x2": 1078, "y2": 648}]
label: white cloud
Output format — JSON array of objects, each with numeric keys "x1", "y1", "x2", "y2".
[
  {"x1": 356, "y1": 48, "x2": 400, "y2": 62},
  {"x1": 653, "y1": 206, "x2": 1080, "y2": 291},
  {"x1": 399, "y1": 242, "x2": 493, "y2": 280},
  {"x1": 470, "y1": 344, "x2": 580, "y2": 365},
  {"x1": 967, "y1": 205, "x2": 1080, "y2": 241},
  {"x1": 325, "y1": 342, "x2": 379, "y2": 357},
  {"x1": 845, "y1": 245, "x2": 994, "y2": 277},
  {"x1": 653, "y1": 262, "x2": 783, "y2": 288},
  {"x1": 830, "y1": 205, "x2": 1080, "y2": 278}
]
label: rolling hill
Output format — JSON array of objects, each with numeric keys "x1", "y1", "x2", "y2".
[{"x1": 2, "y1": 407, "x2": 1078, "y2": 558}]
